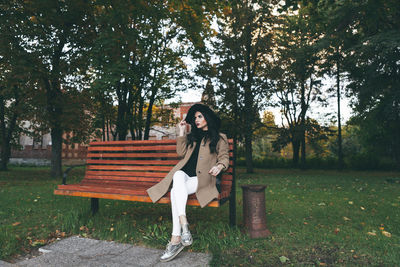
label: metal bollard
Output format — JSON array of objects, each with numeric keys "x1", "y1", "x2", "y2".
[{"x1": 241, "y1": 185, "x2": 271, "y2": 238}]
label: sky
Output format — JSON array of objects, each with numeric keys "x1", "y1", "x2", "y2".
[{"x1": 167, "y1": 84, "x2": 354, "y2": 127}]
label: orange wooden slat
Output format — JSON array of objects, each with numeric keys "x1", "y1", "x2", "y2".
[
  {"x1": 86, "y1": 159, "x2": 180, "y2": 165},
  {"x1": 85, "y1": 170, "x2": 167, "y2": 178},
  {"x1": 54, "y1": 189, "x2": 220, "y2": 207},
  {"x1": 84, "y1": 175, "x2": 163, "y2": 182},
  {"x1": 86, "y1": 165, "x2": 173, "y2": 171},
  {"x1": 88, "y1": 145, "x2": 177, "y2": 152},
  {"x1": 80, "y1": 181, "x2": 156, "y2": 188},
  {"x1": 58, "y1": 184, "x2": 149, "y2": 195},
  {"x1": 87, "y1": 152, "x2": 180, "y2": 158},
  {"x1": 90, "y1": 140, "x2": 177, "y2": 146}
]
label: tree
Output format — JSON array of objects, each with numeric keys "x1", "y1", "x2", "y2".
[
  {"x1": 210, "y1": 0, "x2": 276, "y2": 173},
  {"x1": 0, "y1": 1, "x2": 36, "y2": 170},
  {"x1": 315, "y1": 0, "x2": 359, "y2": 169},
  {"x1": 90, "y1": 0, "x2": 216, "y2": 141},
  {"x1": 270, "y1": 4, "x2": 324, "y2": 168},
  {"x1": 344, "y1": 0, "x2": 400, "y2": 166},
  {"x1": 16, "y1": 0, "x2": 96, "y2": 178}
]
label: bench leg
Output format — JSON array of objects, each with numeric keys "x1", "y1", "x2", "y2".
[
  {"x1": 229, "y1": 192, "x2": 236, "y2": 227},
  {"x1": 91, "y1": 198, "x2": 99, "y2": 215}
]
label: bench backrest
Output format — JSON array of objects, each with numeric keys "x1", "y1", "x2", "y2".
[{"x1": 84, "y1": 139, "x2": 235, "y2": 196}]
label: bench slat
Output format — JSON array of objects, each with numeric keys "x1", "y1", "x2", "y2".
[
  {"x1": 54, "y1": 189, "x2": 220, "y2": 207},
  {"x1": 88, "y1": 145, "x2": 177, "y2": 152},
  {"x1": 86, "y1": 159, "x2": 180, "y2": 165},
  {"x1": 90, "y1": 140, "x2": 177, "y2": 146},
  {"x1": 86, "y1": 165, "x2": 173, "y2": 171},
  {"x1": 83, "y1": 173, "x2": 233, "y2": 182},
  {"x1": 87, "y1": 152, "x2": 234, "y2": 158},
  {"x1": 85, "y1": 170, "x2": 167, "y2": 177},
  {"x1": 87, "y1": 153, "x2": 180, "y2": 158}
]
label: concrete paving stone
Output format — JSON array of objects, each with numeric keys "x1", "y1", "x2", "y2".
[
  {"x1": 14, "y1": 252, "x2": 91, "y2": 267},
  {"x1": 112, "y1": 245, "x2": 163, "y2": 266},
  {"x1": 75, "y1": 239, "x2": 132, "y2": 261},
  {"x1": 40, "y1": 236, "x2": 100, "y2": 253},
  {"x1": 0, "y1": 260, "x2": 13, "y2": 267},
  {"x1": 9, "y1": 236, "x2": 211, "y2": 267}
]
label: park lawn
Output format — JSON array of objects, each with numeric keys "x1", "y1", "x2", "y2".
[{"x1": 0, "y1": 167, "x2": 399, "y2": 266}]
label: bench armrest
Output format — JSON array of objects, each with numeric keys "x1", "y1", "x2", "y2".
[{"x1": 63, "y1": 164, "x2": 86, "y2": 185}]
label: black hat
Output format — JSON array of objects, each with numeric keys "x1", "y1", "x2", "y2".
[{"x1": 185, "y1": 104, "x2": 221, "y2": 129}]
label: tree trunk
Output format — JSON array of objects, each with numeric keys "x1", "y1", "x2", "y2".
[
  {"x1": 144, "y1": 89, "x2": 157, "y2": 140},
  {"x1": 300, "y1": 82, "x2": 307, "y2": 169},
  {"x1": 336, "y1": 59, "x2": 343, "y2": 169},
  {"x1": 116, "y1": 82, "x2": 128, "y2": 141},
  {"x1": 0, "y1": 87, "x2": 20, "y2": 171},
  {"x1": 0, "y1": 94, "x2": 8, "y2": 171},
  {"x1": 50, "y1": 126, "x2": 63, "y2": 178},
  {"x1": 292, "y1": 139, "x2": 300, "y2": 167},
  {"x1": 244, "y1": 131, "x2": 254, "y2": 173},
  {"x1": 243, "y1": 86, "x2": 254, "y2": 173},
  {"x1": 102, "y1": 112, "x2": 106, "y2": 141},
  {"x1": 137, "y1": 95, "x2": 144, "y2": 140},
  {"x1": 0, "y1": 142, "x2": 10, "y2": 171}
]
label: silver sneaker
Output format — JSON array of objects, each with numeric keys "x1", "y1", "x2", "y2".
[
  {"x1": 181, "y1": 223, "x2": 193, "y2": 246},
  {"x1": 160, "y1": 242, "x2": 184, "y2": 262}
]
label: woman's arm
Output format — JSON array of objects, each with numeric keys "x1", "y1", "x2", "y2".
[
  {"x1": 176, "y1": 120, "x2": 188, "y2": 157},
  {"x1": 216, "y1": 134, "x2": 230, "y2": 171}
]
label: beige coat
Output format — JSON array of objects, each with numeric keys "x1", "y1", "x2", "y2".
[{"x1": 146, "y1": 132, "x2": 230, "y2": 208}]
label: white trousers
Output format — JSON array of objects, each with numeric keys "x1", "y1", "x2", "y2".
[{"x1": 170, "y1": 170, "x2": 198, "y2": 236}]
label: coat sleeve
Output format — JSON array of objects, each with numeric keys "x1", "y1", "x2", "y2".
[
  {"x1": 176, "y1": 135, "x2": 188, "y2": 157},
  {"x1": 175, "y1": 123, "x2": 188, "y2": 157},
  {"x1": 216, "y1": 133, "x2": 230, "y2": 171}
]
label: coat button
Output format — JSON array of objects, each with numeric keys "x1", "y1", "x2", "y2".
[{"x1": 198, "y1": 171, "x2": 201, "y2": 174}]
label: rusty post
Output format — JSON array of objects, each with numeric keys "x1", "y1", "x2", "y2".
[{"x1": 241, "y1": 185, "x2": 271, "y2": 238}]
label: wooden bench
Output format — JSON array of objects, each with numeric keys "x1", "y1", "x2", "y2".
[{"x1": 54, "y1": 139, "x2": 237, "y2": 225}]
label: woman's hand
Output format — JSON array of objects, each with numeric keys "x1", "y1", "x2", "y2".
[
  {"x1": 178, "y1": 120, "x2": 187, "y2": 136},
  {"x1": 209, "y1": 164, "x2": 224, "y2": 176}
]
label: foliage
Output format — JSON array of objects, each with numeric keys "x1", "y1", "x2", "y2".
[
  {"x1": 204, "y1": 0, "x2": 278, "y2": 173},
  {"x1": 270, "y1": 3, "x2": 325, "y2": 168},
  {"x1": 0, "y1": 3, "x2": 37, "y2": 170}
]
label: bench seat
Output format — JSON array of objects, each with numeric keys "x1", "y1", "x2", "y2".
[{"x1": 54, "y1": 139, "x2": 236, "y2": 220}]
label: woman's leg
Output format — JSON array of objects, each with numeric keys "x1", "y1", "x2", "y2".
[{"x1": 170, "y1": 171, "x2": 198, "y2": 240}]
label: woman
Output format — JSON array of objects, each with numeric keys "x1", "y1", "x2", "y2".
[{"x1": 147, "y1": 104, "x2": 230, "y2": 262}]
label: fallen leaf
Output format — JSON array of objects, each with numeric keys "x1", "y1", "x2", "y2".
[
  {"x1": 110, "y1": 227, "x2": 114, "y2": 232},
  {"x1": 318, "y1": 202, "x2": 326, "y2": 206},
  {"x1": 319, "y1": 263, "x2": 327, "y2": 266},
  {"x1": 348, "y1": 201, "x2": 353, "y2": 205},
  {"x1": 343, "y1": 217, "x2": 351, "y2": 221},
  {"x1": 360, "y1": 206, "x2": 365, "y2": 210},
  {"x1": 382, "y1": 231, "x2": 391, "y2": 237},
  {"x1": 367, "y1": 231, "x2": 376, "y2": 236},
  {"x1": 279, "y1": 256, "x2": 289, "y2": 263},
  {"x1": 12, "y1": 222, "x2": 21, "y2": 226},
  {"x1": 334, "y1": 228, "x2": 340, "y2": 234}
]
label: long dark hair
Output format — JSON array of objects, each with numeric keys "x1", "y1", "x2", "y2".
[{"x1": 187, "y1": 111, "x2": 220, "y2": 153}]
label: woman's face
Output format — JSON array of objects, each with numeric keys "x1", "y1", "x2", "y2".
[{"x1": 194, "y1": 111, "x2": 208, "y2": 131}]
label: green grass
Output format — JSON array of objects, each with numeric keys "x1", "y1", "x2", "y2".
[{"x1": 0, "y1": 167, "x2": 399, "y2": 266}]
